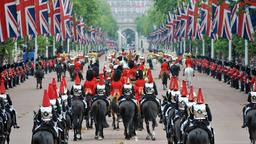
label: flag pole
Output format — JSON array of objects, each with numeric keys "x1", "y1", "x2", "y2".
[
  {"x1": 211, "y1": 39, "x2": 214, "y2": 58},
  {"x1": 34, "y1": 35, "x2": 38, "y2": 63},
  {"x1": 228, "y1": 40, "x2": 232, "y2": 61},
  {"x1": 202, "y1": 38, "x2": 205, "y2": 56},
  {"x1": 67, "y1": 38, "x2": 70, "y2": 53},
  {"x1": 46, "y1": 36, "x2": 48, "y2": 58},
  {"x1": 245, "y1": 39, "x2": 248, "y2": 66},
  {"x1": 14, "y1": 41, "x2": 18, "y2": 62}
]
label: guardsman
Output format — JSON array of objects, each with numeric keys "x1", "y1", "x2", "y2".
[
  {"x1": 110, "y1": 70, "x2": 123, "y2": 100},
  {"x1": 160, "y1": 59, "x2": 169, "y2": 78},
  {"x1": 0, "y1": 79, "x2": 20, "y2": 128},
  {"x1": 184, "y1": 88, "x2": 214, "y2": 144},
  {"x1": 216, "y1": 61, "x2": 222, "y2": 81},
  {"x1": 84, "y1": 70, "x2": 96, "y2": 97},
  {"x1": 240, "y1": 66, "x2": 245, "y2": 92},
  {"x1": 134, "y1": 70, "x2": 146, "y2": 103},
  {"x1": 242, "y1": 83, "x2": 256, "y2": 128}
]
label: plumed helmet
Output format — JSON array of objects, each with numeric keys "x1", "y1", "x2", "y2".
[
  {"x1": 96, "y1": 74, "x2": 105, "y2": 96},
  {"x1": 40, "y1": 89, "x2": 52, "y2": 122},
  {"x1": 123, "y1": 78, "x2": 132, "y2": 95},
  {"x1": 145, "y1": 83, "x2": 154, "y2": 95}
]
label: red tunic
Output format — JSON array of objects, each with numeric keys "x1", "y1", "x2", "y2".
[
  {"x1": 84, "y1": 80, "x2": 96, "y2": 96},
  {"x1": 185, "y1": 58, "x2": 193, "y2": 67},
  {"x1": 110, "y1": 81, "x2": 123, "y2": 97},
  {"x1": 161, "y1": 62, "x2": 169, "y2": 72},
  {"x1": 129, "y1": 68, "x2": 137, "y2": 80},
  {"x1": 138, "y1": 64, "x2": 144, "y2": 71},
  {"x1": 134, "y1": 79, "x2": 146, "y2": 102},
  {"x1": 74, "y1": 62, "x2": 81, "y2": 71}
]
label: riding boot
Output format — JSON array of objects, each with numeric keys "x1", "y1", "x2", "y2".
[
  {"x1": 11, "y1": 110, "x2": 20, "y2": 128},
  {"x1": 241, "y1": 108, "x2": 247, "y2": 128},
  {"x1": 211, "y1": 128, "x2": 215, "y2": 144}
]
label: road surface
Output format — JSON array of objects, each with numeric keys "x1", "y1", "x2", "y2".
[{"x1": 9, "y1": 53, "x2": 249, "y2": 144}]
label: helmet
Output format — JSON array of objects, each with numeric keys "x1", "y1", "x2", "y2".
[
  {"x1": 145, "y1": 83, "x2": 154, "y2": 95},
  {"x1": 97, "y1": 74, "x2": 105, "y2": 96},
  {"x1": 73, "y1": 85, "x2": 82, "y2": 96},
  {"x1": 123, "y1": 78, "x2": 132, "y2": 95}
]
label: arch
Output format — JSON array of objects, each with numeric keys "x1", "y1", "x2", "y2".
[{"x1": 118, "y1": 23, "x2": 138, "y2": 50}]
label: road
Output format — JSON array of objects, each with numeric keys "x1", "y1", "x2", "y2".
[{"x1": 9, "y1": 53, "x2": 249, "y2": 144}]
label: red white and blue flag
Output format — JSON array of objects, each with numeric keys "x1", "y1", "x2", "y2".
[
  {"x1": 60, "y1": 0, "x2": 72, "y2": 40},
  {"x1": 17, "y1": 0, "x2": 37, "y2": 38},
  {"x1": 199, "y1": 0, "x2": 212, "y2": 37},
  {"x1": 0, "y1": 0, "x2": 19, "y2": 42},
  {"x1": 77, "y1": 17, "x2": 85, "y2": 44},
  {"x1": 215, "y1": 1, "x2": 232, "y2": 40},
  {"x1": 187, "y1": 0, "x2": 199, "y2": 40},
  {"x1": 49, "y1": 0, "x2": 61, "y2": 36},
  {"x1": 35, "y1": 0, "x2": 49, "y2": 35}
]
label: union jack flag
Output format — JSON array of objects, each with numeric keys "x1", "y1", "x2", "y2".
[
  {"x1": 60, "y1": 0, "x2": 73, "y2": 40},
  {"x1": 211, "y1": 0, "x2": 218, "y2": 40},
  {"x1": 35, "y1": 0, "x2": 49, "y2": 35},
  {"x1": 77, "y1": 17, "x2": 85, "y2": 44},
  {"x1": 215, "y1": 0, "x2": 232, "y2": 40},
  {"x1": 199, "y1": 0, "x2": 212, "y2": 37},
  {"x1": 187, "y1": 1, "x2": 199, "y2": 40},
  {"x1": 0, "y1": 0, "x2": 19, "y2": 42},
  {"x1": 179, "y1": 6, "x2": 188, "y2": 39},
  {"x1": 231, "y1": 2, "x2": 256, "y2": 41},
  {"x1": 49, "y1": 0, "x2": 60, "y2": 36},
  {"x1": 72, "y1": 15, "x2": 77, "y2": 42},
  {"x1": 17, "y1": 0, "x2": 37, "y2": 38}
]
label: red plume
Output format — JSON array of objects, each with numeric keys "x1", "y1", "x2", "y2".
[
  {"x1": 181, "y1": 80, "x2": 187, "y2": 97},
  {"x1": 59, "y1": 81, "x2": 65, "y2": 95},
  {"x1": 0, "y1": 79, "x2": 5, "y2": 94},
  {"x1": 75, "y1": 74, "x2": 80, "y2": 85},
  {"x1": 196, "y1": 88, "x2": 204, "y2": 104},
  {"x1": 98, "y1": 74, "x2": 105, "y2": 85},
  {"x1": 48, "y1": 84, "x2": 54, "y2": 99},
  {"x1": 173, "y1": 77, "x2": 179, "y2": 91},
  {"x1": 42, "y1": 89, "x2": 51, "y2": 107},
  {"x1": 188, "y1": 85, "x2": 194, "y2": 102}
]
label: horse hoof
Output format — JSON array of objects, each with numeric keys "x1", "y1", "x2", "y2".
[
  {"x1": 98, "y1": 136, "x2": 103, "y2": 140},
  {"x1": 146, "y1": 135, "x2": 150, "y2": 140},
  {"x1": 94, "y1": 136, "x2": 98, "y2": 139},
  {"x1": 73, "y1": 138, "x2": 77, "y2": 141},
  {"x1": 76, "y1": 134, "x2": 81, "y2": 139},
  {"x1": 152, "y1": 137, "x2": 156, "y2": 141}
]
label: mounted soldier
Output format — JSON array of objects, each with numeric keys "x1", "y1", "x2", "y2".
[
  {"x1": 242, "y1": 83, "x2": 256, "y2": 128},
  {"x1": 0, "y1": 79, "x2": 19, "y2": 128},
  {"x1": 183, "y1": 88, "x2": 214, "y2": 144}
]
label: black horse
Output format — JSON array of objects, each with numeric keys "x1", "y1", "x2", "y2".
[
  {"x1": 71, "y1": 97, "x2": 85, "y2": 141},
  {"x1": 141, "y1": 100, "x2": 158, "y2": 140},
  {"x1": 162, "y1": 71, "x2": 169, "y2": 90},
  {"x1": 172, "y1": 111, "x2": 187, "y2": 144},
  {"x1": 119, "y1": 99, "x2": 136, "y2": 140},
  {"x1": 246, "y1": 109, "x2": 256, "y2": 144},
  {"x1": 91, "y1": 99, "x2": 108, "y2": 140},
  {"x1": 4, "y1": 110, "x2": 13, "y2": 144},
  {"x1": 32, "y1": 131, "x2": 56, "y2": 144},
  {"x1": 0, "y1": 116, "x2": 5, "y2": 144},
  {"x1": 164, "y1": 105, "x2": 176, "y2": 144},
  {"x1": 186, "y1": 128, "x2": 210, "y2": 144}
]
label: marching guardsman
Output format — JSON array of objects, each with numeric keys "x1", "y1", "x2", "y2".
[
  {"x1": 0, "y1": 79, "x2": 20, "y2": 128},
  {"x1": 216, "y1": 61, "x2": 222, "y2": 81},
  {"x1": 242, "y1": 83, "x2": 256, "y2": 128},
  {"x1": 184, "y1": 88, "x2": 214, "y2": 144}
]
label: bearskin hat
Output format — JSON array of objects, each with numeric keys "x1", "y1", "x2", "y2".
[
  {"x1": 86, "y1": 70, "x2": 94, "y2": 81},
  {"x1": 113, "y1": 69, "x2": 122, "y2": 81}
]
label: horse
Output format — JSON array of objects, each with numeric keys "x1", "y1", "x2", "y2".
[
  {"x1": 164, "y1": 105, "x2": 176, "y2": 144},
  {"x1": 119, "y1": 98, "x2": 136, "y2": 140},
  {"x1": 85, "y1": 94, "x2": 94, "y2": 129},
  {"x1": 91, "y1": 99, "x2": 108, "y2": 140},
  {"x1": 32, "y1": 130, "x2": 56, "y2": 144},
  {"x1": 246, "y1": 109, "x2": 256, "y2": 144},
  {"x1": 186, "y1": 128, "x2": 210, "y2": 144},
  {"x1": 110, "y1": 96, "x2": 120, "y2": 130},
  {"x1": 161, "y1": 71, "x2": 169, "y2": 90},
  {"x1": 184, "y1": 66, "x2": 194, "y2": 87},
  {"x1": 4, "y1": 110, "x2": 13, "y2": 144},
  {"x1": 172, "y1": 110, "x2": 187, "y2": 144},
  {"x1": 141, "y1": 100, "x2": 158, "y2": 140},
  {"x1": 71, "y1": 97, "x2": 85, "y2": 141},
  {"x1": 0, "y1": 116, "x2": 5, "y2": 144}
]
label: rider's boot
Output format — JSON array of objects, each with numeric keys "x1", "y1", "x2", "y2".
[
  {"x1": 211, "y1": 127, "x2": 215, "y2": 144},
  {"x1": 241, "y1": 108, "x2": 247, "y2": 128},
  {"x1": 11, "y1": 109, "x2": 20, "y2": 129}
]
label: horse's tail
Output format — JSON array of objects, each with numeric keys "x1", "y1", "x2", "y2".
[
  {"x1": 143, "y1": 101, "x2": 158, "y2": 123},
  {"x1": 187, "y1": 128, "x2": 210, "y2": 144},
  {"x1": 95, "y1": 101, "x2": 105, "y2": 124}
]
